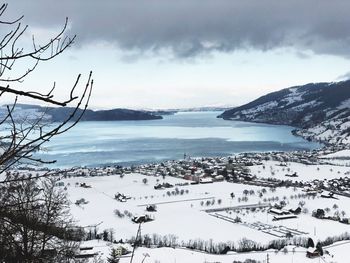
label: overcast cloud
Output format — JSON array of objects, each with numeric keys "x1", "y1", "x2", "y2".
[{"x1": 7, "y1": 0, "x2": 350, "y2": 59}]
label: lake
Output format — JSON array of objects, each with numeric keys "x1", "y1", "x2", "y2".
[{"x1": 36, "y1": 111, "x2": 321, "y2": 168}]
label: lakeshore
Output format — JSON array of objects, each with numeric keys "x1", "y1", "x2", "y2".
[{"x1": 34, "y1": 111, "x2": 321, "y2": 168}]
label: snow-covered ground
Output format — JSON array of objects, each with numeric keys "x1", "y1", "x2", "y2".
[
  {"x1": 249, "y1": 160, "x2": 350, "y2": 182},
  {"x1": 320, "y1": 150, "x2": 350, "y2": 159},
  {"x1": 61, "y1": 165, "x2": 350, "y2": 245},
  {"x1": 118, "y1": 244, "x2": 350, "y2": 263},
  {"x1": 81, "y1": 240, "x2": 350, "y2": 263},
  {"x1": 52, "y1": 153, "x2": 350, "y2": 262}
]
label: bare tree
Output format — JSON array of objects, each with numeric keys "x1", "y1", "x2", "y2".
[
  {"x1": 0, "y1": 175, "x2": 84, "y2": 262},
  {"x1": 0, "y1": 3, "x2": 93, "y2": 173},
  {"x1": 0, "y1": 3, "x2": 93, "y2": 262}
]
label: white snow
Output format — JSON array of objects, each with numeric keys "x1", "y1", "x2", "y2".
[
  {"x1": 320, "y1": 150, "x2": 350, "y2": 159},
  {"x1": 338, "y1": 98, "x2": 350, "y2": 109},
  {"x1": 60, "y1": 164, "x2": 350, "y2": 248},
  {"x1": 241, "y1": 101, "x2": 278, "y2": 115}
]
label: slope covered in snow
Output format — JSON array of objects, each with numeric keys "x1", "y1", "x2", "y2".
[{"x1": 219, "y1": 80, "x2": 350, "y2": 146}]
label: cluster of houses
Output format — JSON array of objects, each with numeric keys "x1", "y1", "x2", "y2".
[
  {"x1": 8, "y1": 145, "x2": 347, "y2": 192},
  {"x1": 62, "y1": 166, "x2": 125, "y2": 178},
  {"x1": 236, "y1": 150, "x2": 320, "y2": 165},
  {"x1": 119, "y1": 149, "x2": 346, "y2": 186},
  {"x1": 303, "y1": 177, "x2": 350, "y2": 197},
  {"x1": 75, "y1": 244, "x2": 130, "y2": 259},
  {"x1": 268, "y1": 206, "x2": 301, "y2": 221},
  {"x1": 133, "y1": 156, "x2": 258, "y2": 184}
]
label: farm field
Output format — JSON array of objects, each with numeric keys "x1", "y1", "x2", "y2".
[
  {"x1": 62, "y1": 160, "x2": 350, "y2": 256},
  {"x1": 249, "y1": 160, "x2": 350, "y2": 182}
]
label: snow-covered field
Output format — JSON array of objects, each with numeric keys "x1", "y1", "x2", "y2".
[
  {"x1": 249, "y1": 160, "x2": 350, "y2": 182},
  {"x1": 61, "y1": 164, "x2": 350, "y2": 243},
  {"x1": 80, "y1": 240, "x2": 350, "y2": 263},
  {"x1": 321, "y1": 150, "x2": 350, "y2": 159},
  {"x1": 118, "y1": 243, "x2": 350, "y2": 263},
  {"x1": 51, "y1": 153, "x2": 350, "y2": 262}
]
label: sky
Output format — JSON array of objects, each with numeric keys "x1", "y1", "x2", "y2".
[{"x1": 2, "y1": 0, "x2": 350, "y2": 109}]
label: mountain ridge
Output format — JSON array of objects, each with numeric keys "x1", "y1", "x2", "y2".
[
  {"x1": 219, "y1": 80, "x2": 350, "y2": 146},
  {"x1": 0, "y1": 104, "x2": 163, "y2": 122}
]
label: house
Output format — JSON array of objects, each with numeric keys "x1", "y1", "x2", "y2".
[
  {"x1": 146, "y1": 205, "x2": 157, "y2": 212},
  {"x1": 55, "y1": 181, "x2": 65, "y2": 187},
  {"x1": 272, "y1": 214, "x2": 297, "y2": 221},
  {"x1": 75, "y1": 247, "x2": 98, "y2": 259},
  {"x1": 163, "y1": 182, "x2": 174, "y2": 188},
  {"x1": 114, "y1": 192, "x2": 131, "y2": 202},
  {"x1": 285, "y1": 172, "x2": 298, "y2": 177},
  {"x1": 213, "y1": 175, "x2": 225, "y2": 182},
  {"x1": 154, "y1": 184, "x2": 163, "y2": 190},
  {"x1": 306, "y1": 247, "x2": 320, "y2": 258},
  {"x1": 199, "y1": 177, "x2": 213, "y2": 184},
  {"x1": 320, "y1": 191, "x2": 334, "y2": 198},
  {"x1": 115, "y1": 245, "x2": 129, "y2": 256},
  {"x1": 288, "y1": 207, "x2": 302, "y2": 215},
  {"x1": 75, "y1": 198, "x2": 89, "y2": 206},
  {"x1": 340, "y1": 218, "x2": 350, "y2": 224},
  {"x1": 132, "y1": 215, "x2": 153, "y2": 223},
  {"x1": 302, "y1": 187, "x2": 319, "y2": 194},
  {"x1": 242, "y1": 174, "x2": 254, "y2": 181},
  {"x1": 114, "y1": 193, "x2": 127, "y2": 202},
  {"x1": 75, "y1": 252, "x2": 98, "y2": 259},
  {"x1": 268, "y1": 208, "x2": 290, "y2": 215},
  {"x1": 80, "y1": 183, "x2": 92, "y2": 188}
]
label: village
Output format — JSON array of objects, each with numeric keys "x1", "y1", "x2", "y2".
[{"x1": 5, "y1": 146, "x2": 350, "y2": 262}]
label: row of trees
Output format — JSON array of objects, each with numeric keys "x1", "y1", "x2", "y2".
[{"x1": 127, "y1": 231, "x2": 350, "y2": 255}]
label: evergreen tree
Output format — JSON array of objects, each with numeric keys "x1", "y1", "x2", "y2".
[
  {"x1": 316, "y1": 242, "x2": 324, "y2": 256},
  {"x1": 107, "y1": 248, "x2": 120, "y2": 263},
  {"x1": 103, "y1": 230, "x2": 109, "y2": 241},
  {"x1": 307, "y1": 237, "x2": 315, "y2": 248}
]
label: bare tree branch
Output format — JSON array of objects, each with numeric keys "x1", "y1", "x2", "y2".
[{"x1": 0, "y1": 5, "x2": 93, "y2": 260}]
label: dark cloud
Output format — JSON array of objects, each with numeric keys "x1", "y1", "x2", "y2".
[{"x1": 6, "y1": 0, "x2": 350, "y2": 58}]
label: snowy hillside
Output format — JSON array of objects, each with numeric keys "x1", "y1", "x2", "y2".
[{"x1": 219, "y1": 80, "x2": 350, "y2": 145}]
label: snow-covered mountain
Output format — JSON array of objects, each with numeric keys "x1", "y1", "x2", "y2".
[{"x1": 219, "y1": 80, "x2": 350, "y2": 145}]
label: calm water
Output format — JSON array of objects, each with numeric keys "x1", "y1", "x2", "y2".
[{"x1": 36, "y1": 111, "x2": 321, "y2": 168}]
